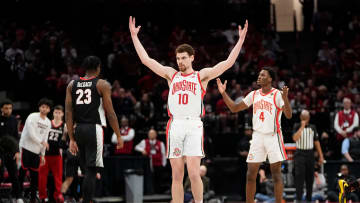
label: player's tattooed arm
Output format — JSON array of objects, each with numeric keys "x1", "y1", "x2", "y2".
[
  {"x1": 65, "y1": 80, "x2": 74, "y2": 141},
  {"x1": 98, "y1": 80, "x2": 124, "y2": 149},
  {"x1": 129, "y1": 16, "x2": 176, "y2": 81},
  {"x1": 216, "y1": 78, "x2": 249, "y2": 113}
]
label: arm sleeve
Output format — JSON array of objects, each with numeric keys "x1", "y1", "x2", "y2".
[
  {"x1": 242, "y1": 91, "x2": 254, "y2": 107},
  {"x1": 346, "y1": 113, "x2": 359, "y2": 133},
  {"x1": 111, "y1": 132, "x2": 118, "y2": 144},
  {"x1": 161, "y1": 142, "x2": 166, "y2": 167},
  {"x1": 334, "y1": 113, "x2": 343, "y2": 134},
  {"x1": 341, "y1": 138, "x2": 350, "y2": 154},
  {"x1": 122, "y1": 129, "x2": 135, "y2": 141},
  {"x1": 134, "y1": 140, "x2": 145, "y2": 152}
]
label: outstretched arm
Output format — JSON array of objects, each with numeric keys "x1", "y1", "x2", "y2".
[
  {"x1": 129, "y1": 16, "x2": 176, "y2": 81},
  {"x1": 216, "y1": 78, "x2": 249, "y2": 113},
  {"x1": 200, "y1": 20, "x2": 248, "y2": 82}
]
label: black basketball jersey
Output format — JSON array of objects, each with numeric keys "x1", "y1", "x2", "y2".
[
  {"x1": 72, "y1": 77, "x2": 106, "y2": 126},
  {"x1": 46, "y1": 121, "x2": 64, "y2": 156}
]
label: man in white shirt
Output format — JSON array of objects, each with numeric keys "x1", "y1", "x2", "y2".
[
  {"x1": 135, "y1": 129, "x2": 166, "y2": 193},
  {"x1": 18, "y1": 98, "x2": 52, "y2": 203}
]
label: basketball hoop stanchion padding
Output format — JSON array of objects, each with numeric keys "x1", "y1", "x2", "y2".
[{"x1": 284, "y1": 143, "x2": 296, "y2": 187}]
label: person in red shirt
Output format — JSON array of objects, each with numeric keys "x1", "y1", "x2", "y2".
[
  {"x1": 38, "y1": 105, "x2": 66, "y2": 203},
  {"x1": 335, "y1": 97, "x2": 359, "y2": 141}
]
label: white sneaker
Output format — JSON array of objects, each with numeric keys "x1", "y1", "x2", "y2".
[{"x1": 16, "y1": 199, "x2": 24, "y2": 203}]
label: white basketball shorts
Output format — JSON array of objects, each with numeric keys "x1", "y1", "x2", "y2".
[
  {"x1": 166, "y1": 117, "x2": 205, "y2": 159},
  {"x1": 247, "y1": 130, "x2": 287, "y2": 164}
]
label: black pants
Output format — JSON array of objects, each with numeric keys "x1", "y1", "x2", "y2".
[
  {"x1": 294, "y1": 149, "x2": 314, "y2": 201},
  {"x1": 19, "y1": 168, "x2": 38, "y2": 200},
  {"x1": 153, "y1": 166, "x2": 165, "y2": 194},
  {"x1": 75, "y1": 123, "x2": 103, "y2": 202},
  {"x1": 0, "y1": 153, "x2": 20, "y2": 198},
  {"x1": 19, "y1": 148, "x2": 41, "y2": 201}
]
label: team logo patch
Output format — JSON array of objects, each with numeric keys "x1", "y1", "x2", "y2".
[
  {"x1": 248, "y1": 153, "x2": 254, "y2": 160},
  {"x1": 173, "y1": 148, "x2": 181, "y2": 157}
]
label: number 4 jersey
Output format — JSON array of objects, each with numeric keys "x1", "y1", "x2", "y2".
[
  {"x1": 243, "y1": 88, "x2": 284, "y2": 134},
  {"x1": 167, "y1": 71, "x2": 206, "y2": 118},
  {"x1": 72, "y1": 77, "x2": 106, "y2": 126}
]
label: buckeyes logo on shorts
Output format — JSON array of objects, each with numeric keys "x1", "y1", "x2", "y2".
[
  {"x1": 248, "y1": 153, "x2": 254, "y2": 160},
  {"x1": 173, "y1": 148, "x2": 181, "y2": 157}
]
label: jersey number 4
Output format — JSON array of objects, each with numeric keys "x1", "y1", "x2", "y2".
[
  {"x1": 76, "y1": 89, "x2": 92, "y2": 104},
  {"x1": 178, "y1": 93, "x2": 188, "y2": 105},
  {"x1": 259, "y1": 112, "x2": 265, "y2": 122}
]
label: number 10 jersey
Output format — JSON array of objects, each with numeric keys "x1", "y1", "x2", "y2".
[
  {"x1": 167, "y1": 71, "x2": 206, "y2": 118},
  {"x1": 72, "y1": 77, "x2": 106, "y2": 126}
]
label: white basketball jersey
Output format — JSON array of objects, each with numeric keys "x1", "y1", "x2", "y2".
[
  {"x1": 243, "y1": 88, "x2": 284, "y2": 134},
  {"x1": 167, "y1": 71, "x2": 205, "y2": 118}
]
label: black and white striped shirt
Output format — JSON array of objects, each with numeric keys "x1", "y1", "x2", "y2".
[{"x1": 293, "y1": 123, "x2": 319, "y2": 150}]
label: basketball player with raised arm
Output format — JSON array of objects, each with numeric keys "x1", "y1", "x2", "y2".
[
  {"x1": 129, "y1": 16, "x2": 248, "y2": 203},
  {"x1": 216, "y1": 67, "x2": 292, "y2": 203},
  {"x1": 65, "y1": 56, "x2": 124, "y2": 203}
]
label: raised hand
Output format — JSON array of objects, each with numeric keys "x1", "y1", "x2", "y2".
[
  {"x1": 238, "y1": 20, "x2": 248, "y2": 44},
  {"x1": 216, "y1": 78, "x2": 227, "y2": 94},
  {"x1": 281, "y1": 85, "x2": 289, "y2": 100},
  {"x1": 129, "y1": 16, "x2": 141, "y2": 36}
]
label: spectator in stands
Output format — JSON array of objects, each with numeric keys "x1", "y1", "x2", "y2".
[
  {"x1": 306, "y1": 164, "x2": 327, "y2": 202},
  {"x1": 319, "y1": 131, "x2": 336, "y2": 160},
  {"x1": 61, "y1": 39, "x2": 77, "y2": 65},
  {"x1": 342, "y1": 127, "x2": 360, "y2": 162},
  {"x1": 5, "y1": 42, "x2": 23, "y2": 63},
  {"x1": 327, "y1": 164, "x2": 359, "y2": 202},
  {"x1": 335, "y1": 97, "x2": 359, "y2": 141},
  {"x1": 112, "y1": 87, "x2": 136, "y2": 119},
  {"x1": 0, "y1": 99, "x2": 22, "y2": 202},
  {"x1": 135, "y1": 129, "x2": 166, "y2": 194},
  {"x1": 111, "y1": 116, "x2": 135, "y2": 155},
  {"x1": 134, "y1": 92, "x2": 154, "y2": 131},
  {"x1": 255, "y1": 164, "x2": 285, "y2": 203},
  {"x1": 222, "y1": 22, "x2": 238, "y2": 45},
  {"x1": 184, "y1": 165, "x2": 214, "y2": 203}
]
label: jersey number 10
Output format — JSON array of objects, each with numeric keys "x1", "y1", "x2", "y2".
[
  {"x1": 76, "y1": 89, "x2": 92, "y2": 104},
  {"x1": 178, "y1": 93, "x2": 188, "y2": 105}
]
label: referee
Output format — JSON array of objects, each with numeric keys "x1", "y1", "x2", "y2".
[{"x1": 292, "y1": 109, "x2": 324, "y2": 202}]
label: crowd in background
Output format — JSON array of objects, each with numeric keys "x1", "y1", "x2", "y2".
[
  {"x1": 0, "y1": 0, "x2": 359, "y2": 201},
  {"x1": 0, "y1": 8, "x2": 359, "y2": 160}
]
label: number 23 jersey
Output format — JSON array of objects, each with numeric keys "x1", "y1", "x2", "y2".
[
  {"x1": 243, "y1": 88, "x2": 284, "y2": 134},
  {"x1": 167, "y1": 71, "x2": 206, "y2": 118},
  {"x1": 72, "y1": 77, "x2": 106, "y2": 126}
]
